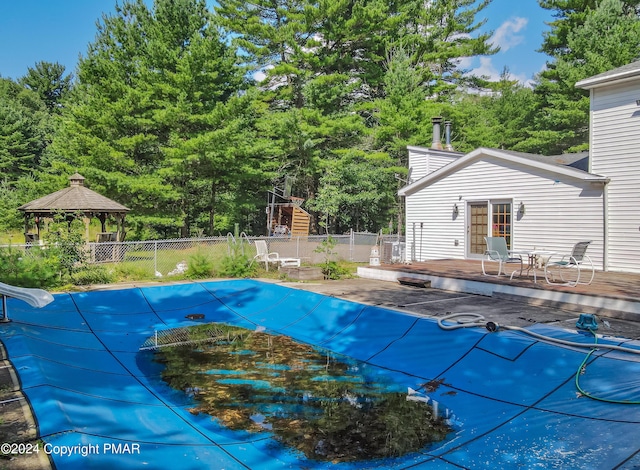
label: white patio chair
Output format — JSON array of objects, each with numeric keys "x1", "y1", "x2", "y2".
[
  {"x1": 252, "y1": 240, "x2": 300, "y2": 271},
  {"x1": 481, "y1": 237, "x2": 523, "y2": 278},
  {"x1": 544, "y1": 240, "x2": 594, "y2": 287}
]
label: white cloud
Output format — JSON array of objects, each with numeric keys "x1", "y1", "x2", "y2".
[
  {"x1": 457, "y1": 56, "x2": 474, "y2": 70},
  {"x1": 253, "y1": 64, "x2": 274, "y2": 83},
  {"x1": 471, "y1": 57, "x2": 502, "y2": 81},
  {"x1": 490, "y1": 17, "x2": 528, "y2": 52},
  {"x1": 469, "y1": 57, "x2": 533, "y2": 87},
  {"x1": 511, "y1": 71, "x2": 533, "y2": 87}
]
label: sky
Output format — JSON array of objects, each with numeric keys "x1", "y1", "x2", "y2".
[{"x1": 0, "y1": 0, "x2": 553, "y2": 85}]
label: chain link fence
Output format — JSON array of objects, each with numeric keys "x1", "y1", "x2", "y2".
[{"x1": 4, "y1": 231, "x2": 383, "y2": 278}]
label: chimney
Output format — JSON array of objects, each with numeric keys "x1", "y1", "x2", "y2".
[
  {"x1": 431, "y1": 117, "x2": 443, "y2": 150},
  {"x1": 444, "y1": 121, "x2": 454, "y2": 151}
]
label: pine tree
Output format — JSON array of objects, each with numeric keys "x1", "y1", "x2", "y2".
[
  {"x1": 0, "y1": 79, "x2": 49, "y2": 183},
  {"x1": 397, "y1": 0, "x2": 497, "y2": 97},
  {"x1": 215, "y1": 0, "x2": 314, "y2": 108},
  {"x1": 48, "y1": 0, "x2": 247, "y2": 237},
  {"x1": 530, "y1": 0, "x2": 640, "y2": 154},
  {"x1": 19, "y1": 61, "x2": 73, "y2": 112}
]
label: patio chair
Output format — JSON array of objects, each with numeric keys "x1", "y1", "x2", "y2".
[
  {"x1": 544, "y1": 240, "x2": 594, "y2": 287},
  {"x1": 481, "y1": 237, "x2": 523, "y2": 278},
  {"x1": 252, "y1": 240, "x2": 300, "y2": 271}
]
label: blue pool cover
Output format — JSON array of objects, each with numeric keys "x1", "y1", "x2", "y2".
[{"x1": 2, "y1": 279, "x2": 640, "y2": 469}]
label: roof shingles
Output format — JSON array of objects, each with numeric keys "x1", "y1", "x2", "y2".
[{"x1": 18, "y1": 175, "x2": 129, "y2": 213}]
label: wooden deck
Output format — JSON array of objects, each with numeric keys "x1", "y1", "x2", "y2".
[{"x1": 359, "y1": 259, "x2": 640, "y2": 319}]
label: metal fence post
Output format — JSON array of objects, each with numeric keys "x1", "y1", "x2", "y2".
[
  {"x1": 1, "y1": 295, "x2": 7, "y2": 322},
  {"x1": 350, "y1": 228, "x2": 354, "y2": 261},
  {"x1": 11, "y1": 233, "x2": 383, "y2": 273}
]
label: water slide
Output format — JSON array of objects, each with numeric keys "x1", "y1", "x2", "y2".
[{"x1": 0, "y1": 281, "x2": 54, "y2": 313}]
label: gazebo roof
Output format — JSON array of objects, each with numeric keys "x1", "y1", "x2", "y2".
[{"x1": 18, "y1": 173, "x2": 130, "y2": 214}]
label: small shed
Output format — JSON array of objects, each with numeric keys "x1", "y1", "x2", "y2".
[
  {"x1": 18, "y1": 173, "x2": 130, "y2": 243},
  {"x1": 268, "y1": 197, "x2": 311, "y2": 237}
]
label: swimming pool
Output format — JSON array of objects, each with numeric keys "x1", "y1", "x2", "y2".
[{"x1": 2, "y1": 279, "x2": 640, "y2": 469}]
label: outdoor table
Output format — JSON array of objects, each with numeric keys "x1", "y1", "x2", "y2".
[{"x1": 510, "y1": 249, "x2": 556, "y2": 283}]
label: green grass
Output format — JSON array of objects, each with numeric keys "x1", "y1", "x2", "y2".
[
  {"x1": 117, "y1": 243, "x2": 231, "y2": 277},
  {"x1": 3, "y1": 229, "x2": 364, "y2": 287},
  {"x1": 0, "y1": 230, "x2": 25, "y2": 245}
]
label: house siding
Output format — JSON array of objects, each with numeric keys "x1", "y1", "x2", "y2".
[
  {"x1": 405, "y1": 157, "x2": 605, "y2": 269},
  {"x1": 408, "y1": 148, "x2": 429, "y2": 181},
  {"x1": 408, "y1": 146, "x2": 462, "y2": 181},
  {"x1": 590, "y1": 80, "x2": 640, "y2": 273}
]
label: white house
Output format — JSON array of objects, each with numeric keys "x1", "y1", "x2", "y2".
[
  {"x1": 399, "y1": 60, "x2": 640, "y2": 273},
  {"x1": 576, "y1": 62, "x2": 640, "y2": 272}
]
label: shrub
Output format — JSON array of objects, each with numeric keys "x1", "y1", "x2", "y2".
[
  {"x1": 313, "y1": 236, "x2": 350, "y2": 280},
  {"x1": 112, "y1": 263, "x2": 150, "y2": 282},
  {"x1": 45, "y1": 218, "x2": 88, "y2": 278},
  {"x1": 217, "y1": 253, "x2": 256, "y2": 278},
  {"x1": 319, "y1": 260, "x2": 351, "y2": 280},
  {"x1": 72, "y1": 265, "x2": 115, "y2": 286},
  {"x1": 187, "y1": 252, "x2": 214, "y2": 279},
  {"x1": 0, "y1": 246, "x2": 60, "y2": 288}
]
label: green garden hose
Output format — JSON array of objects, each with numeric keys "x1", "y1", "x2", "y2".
[
  {"x1": 574, "y1": 329, "x2": 640, "y2": 405},
  {"x1": 437, "y1": 312, "x2": 640, "y2": 404}
]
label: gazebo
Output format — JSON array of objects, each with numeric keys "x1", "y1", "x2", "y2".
[{"x1": 18, "y1": 173, "x2": 130, "y2": 243}]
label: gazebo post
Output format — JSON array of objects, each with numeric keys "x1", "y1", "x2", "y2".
[
  {"x1": 115, "y1": 214, "x2": 126, "y2": 241},
  {"x1": 23, "y1": 213, "x2": 30, "y2": 243},
  {"x1": 83, "y1": 216, "x2": 91, "y2": 243},
  {"x1": 98, "y1": 213, "x2": 107, "y2": 233}
]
